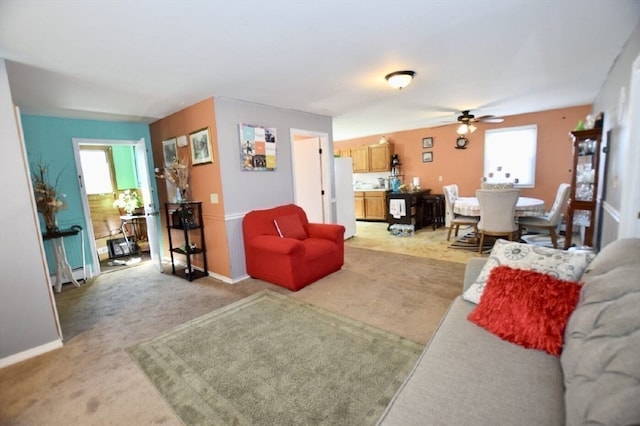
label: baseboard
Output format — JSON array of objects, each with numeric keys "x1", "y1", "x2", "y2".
[{"x1": 0, "y1": 339, "x2": 63, "y2": 369}]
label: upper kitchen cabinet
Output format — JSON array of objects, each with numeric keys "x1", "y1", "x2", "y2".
[
  {"x1": 351, "y1": 146, "x2": 370, "y2": 173},
  {"x1": 349, "y1": 143, "x2": 394, "y2": 173},
  {"x1": 369, "y1": 143, "x2": 393, "y2": 172}
]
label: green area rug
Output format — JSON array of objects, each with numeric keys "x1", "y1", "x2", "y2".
[{"x1": 127, "y1": 289, "x2": 423, "y2": 425}]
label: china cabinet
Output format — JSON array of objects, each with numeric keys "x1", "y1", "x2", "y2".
[
  {"x1": 564, "y1": 128, "x2": 602, "y2": 249},
  {"x1": 165, "y1": 201, "x2": 208, "y2": 281}
]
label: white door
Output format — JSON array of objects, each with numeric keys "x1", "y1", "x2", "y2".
[
  {"x1": 135, "y1": 139, "x2": 162, "y2": 272},
  {"x1": 292, "y1": 137, "x2": 325, "y2": 223}
]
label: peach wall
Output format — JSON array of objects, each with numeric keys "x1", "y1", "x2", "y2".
[
  {"x1": 335, "y1": 105, "x2": 591, "y2": 210},
  {"x1": 149, "y1": 98, "x2": 231, "y2": 278}
]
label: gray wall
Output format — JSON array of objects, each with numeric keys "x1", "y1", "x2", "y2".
[
  {"x1": 593, "y1": 20, "x2": 640, "y2": 247},
  {"x1": 0, "y1": 59, "x2": 61, "y2": 361},
  {"x1": 213, "y1": 98, "x2": 333, "y2": 281}
]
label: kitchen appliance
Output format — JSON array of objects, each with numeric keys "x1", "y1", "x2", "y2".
[{"x1": 334, "y1": 157, "x2": 356, "y2": 239}]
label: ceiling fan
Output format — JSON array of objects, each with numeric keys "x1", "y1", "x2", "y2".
[{"x1": 453, "y1": 110, "x2": 504, "y2": 135}]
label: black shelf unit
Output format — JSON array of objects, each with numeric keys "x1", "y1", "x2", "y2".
[{"x1": 165, "y1": 201, "x2": 208, "y2": 281}]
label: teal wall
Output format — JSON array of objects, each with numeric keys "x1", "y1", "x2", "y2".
[
  {"x1": 112, "y1": 145, "x2": 139, "y2": 190},
  {"x1": 21, "y1": 115, "x2": 155, "y2": 275}
]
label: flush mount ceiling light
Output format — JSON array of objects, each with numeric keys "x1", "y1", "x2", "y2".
[{"x1": 385, "y1": 70, "x2": 415, "y2": 90}]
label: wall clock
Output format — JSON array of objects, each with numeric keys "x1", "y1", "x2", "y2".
[{"x1": 455, "y1": 136, "x2": 468, "y2": 149}]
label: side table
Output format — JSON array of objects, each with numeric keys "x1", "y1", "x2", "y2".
[{"x1": 42, "y1": 226, "x2": 85, "y2": 293}]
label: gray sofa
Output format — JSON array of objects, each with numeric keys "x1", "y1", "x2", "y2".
[{"x1": 377, "y1": 238, "x2": 640, "y2": 426}]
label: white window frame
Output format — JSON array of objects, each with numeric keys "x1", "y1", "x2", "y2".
[{"x1": 484, "y1": 125, "x2": 537, "y2": 188}]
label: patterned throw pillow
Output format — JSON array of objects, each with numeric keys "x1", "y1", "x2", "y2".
[
  {"x1": 462, "y1": 239, "x2": 595, "y2": 304},
  {"x1": 468, "y1": 265, "x2": 581, "y2": 356}
]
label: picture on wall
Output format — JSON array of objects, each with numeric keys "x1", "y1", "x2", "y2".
[
  {"x1": 422, "y1": 137, "x2": 433, "y2": 149},
  {"x1": 189, "y1": 127, "x2": 213, "y2": 165},
  {"x1": 162, "y1": 138, "x2": 178, "y2": 165},
  {"x1": 422, "y1": 151, "x2": 433, "y2": 163},
  {"x1": 239, "y1": 123, "x2": 277, "y2": 171}
]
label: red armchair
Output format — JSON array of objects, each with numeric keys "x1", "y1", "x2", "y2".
[{"x1": 242, "y1": 204, "x2": 345, "y2": 291}]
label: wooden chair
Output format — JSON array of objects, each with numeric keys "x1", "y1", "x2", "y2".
[
  {"x1": 443, "y1": 184, "x2": 479, "y2": 241},
  {"x1": 518, "y1": 183, "x2": 571, "y2": 248},
  {"x1": 476, "y1": 188, "x2": 520, "y2": 253}
]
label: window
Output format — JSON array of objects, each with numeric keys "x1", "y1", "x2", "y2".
[
  {"x1": 484, "y1": 125, "x2": 537, "y2": 188},
  {"x1": 80, "y1": 147, "x2": 116, "y2": 194}
]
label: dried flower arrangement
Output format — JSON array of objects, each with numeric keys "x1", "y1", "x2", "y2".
[
  {"x1": 155, "y1": 155, "x2": 190, "y2": 201},
  {"x1": 32, "y1": 162, "x2": 66, "y2": 233}
]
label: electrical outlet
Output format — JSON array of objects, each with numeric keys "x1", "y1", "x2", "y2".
[
  {"x1": 438, "y1": 176, "x2": 443, "y2": 182},
  {"x1": 210, "y1": 193, "x2": 219, "y2": 204}
]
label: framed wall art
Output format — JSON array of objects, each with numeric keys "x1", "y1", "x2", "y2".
[
  {"x1": 422, "y1": 151, "x2": 433, "y2": 163},
  {"x1": 189, "y1": 127, "x2": 213, "y2": 165},
  {"x1": 162, "y1": 138, "x2": 178, "y2": 165},
  {"x1": 422, "y1": 137, "x2": 433, "y2": 149},
  {"x1": 239, "y1": 123, "x2": 277, "y2": 171}
]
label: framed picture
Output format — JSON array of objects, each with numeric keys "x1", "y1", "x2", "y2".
[
  {"x1": 239, "y1": 123, "x2": 277, "y2": 171},
  {"x1": 162, "y1": 138, "x2": 178, "y2": 165},
  {"x1": 189, "y1": 127, "x2": 213, "y2": 165},
  {"x1": 422, "y1": 137, "x2": 433, "y2": 149},
  {"x1": 422, "y1": 151, "x2": 433, "y2": 163}
]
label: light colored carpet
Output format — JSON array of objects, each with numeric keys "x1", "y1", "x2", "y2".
[
  {"x1": 0, "y1": 243, "x2": 466, "y2": 425},
  {"x1": 128, "y1": 289, "x2": 423, "y2": 426}
]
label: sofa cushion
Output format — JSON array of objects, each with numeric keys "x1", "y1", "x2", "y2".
[
  {"x1": 274, "y1": 214, "x2": 307, "y2": 240},
  {"x1": 561, "y1": 238, "x2": 640, "y2": 426},
  {"x1": 463, "y1": 239, "x2": 594, "y2": 304},
  {"x1": 378, "y1": 297, "x2": 565, "y2": 426},
  {"x1": 468, "y1": 265, "x2": 581, "y2": 356}
]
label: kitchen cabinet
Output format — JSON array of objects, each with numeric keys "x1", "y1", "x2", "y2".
[
  {"x1": 354, "y1": 191, "x2": 387, "y2": 220},
  {"x1": 564, "y1": 128, "x2": 602, "y2": 249},
  {"x1": 351, "y1": 146, "x2": 369, "y2": 173},
  {"x1": 346, "y1": 143, "x2": 394, "y2": 173},
  {"x1": 369, "y1": 143, "x2": 393, "y2": 172},
  {"x1": 336, "y1": 148, "x2": 351, "y2": 158}
]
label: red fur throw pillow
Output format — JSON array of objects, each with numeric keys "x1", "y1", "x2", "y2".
[
  {"x1": 467, "y1": 265, "x2": 581, "y2": 356},
  {"x1": 274, "y1": 214, "x2": 307, "y2": 240}
]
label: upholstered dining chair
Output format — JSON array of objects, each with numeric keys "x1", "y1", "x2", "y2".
[
  {"x1": 443, "y1": 184, "x2": 479, "y2": 241},
  {"x1": 518, "y1": 183, "x2": 571, "y2": 248},
  {"x1": 476, "y1": 188, "x2": 520, "y2": 253},
  {"x1": 480, "y1": 182, "x2": 515, "y2": 190}
]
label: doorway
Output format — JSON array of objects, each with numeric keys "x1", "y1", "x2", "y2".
[
  {"x1": 290, "y1": 129, "x2": 333, "y2": 223},
  {"x1": 72, "y1": 138, "x2": 162, "y2": 276}
]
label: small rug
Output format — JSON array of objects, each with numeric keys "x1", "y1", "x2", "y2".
[
  {"x1": 449, "y1": 232, "x2": 497, "y2": 253},
  {"x1": 127, "y1": 289, "x2": 423, "y2": 426}
]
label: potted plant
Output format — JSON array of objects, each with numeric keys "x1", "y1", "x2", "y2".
[{"x1": 114, "y1": 189, "x2": 143, "y2": 215}]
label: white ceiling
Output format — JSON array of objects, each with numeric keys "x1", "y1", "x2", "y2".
[{"x1": 1, "y1": 0, "x2": 638, "y2": 140}]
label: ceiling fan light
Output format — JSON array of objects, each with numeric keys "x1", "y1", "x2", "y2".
[
  {"x1": 385, "y1": 71, "x2": 415, "y2": 90},
  {"x1": 468, "y1": 124, "x2": 477, "y2": 133},
  {"x1": 457, "y1": 124, "x2": 468, "y2": 134}
]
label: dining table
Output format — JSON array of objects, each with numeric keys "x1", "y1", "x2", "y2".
[{"x1": 453, "y1": 196, "x2": 545, "y2": 217}]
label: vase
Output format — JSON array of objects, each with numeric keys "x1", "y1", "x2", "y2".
[
  {"x1": 176, "y1": 187, "x2": 190, "y2": 203},
  {"x1": 44, "y1": 213, "x2": 58, "y2": 234}
]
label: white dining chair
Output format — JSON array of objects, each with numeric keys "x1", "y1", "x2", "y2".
[
  {"x1": 443, "y1": 184, "x2": 479, "y2": 241},
  {"x1": 476, "y1": 188, "x2": 520, "y2": 253},
  {"x1": 518, "y1": 183, "x2": 571, "y2": 248},
  {"x1": 480, "y1": 182, "x2": 515, "y2": 190}
]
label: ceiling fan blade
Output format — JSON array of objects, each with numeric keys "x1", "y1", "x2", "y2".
[{"x1": 477, "y1": 115, "x2": 504, "y2": 123}]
